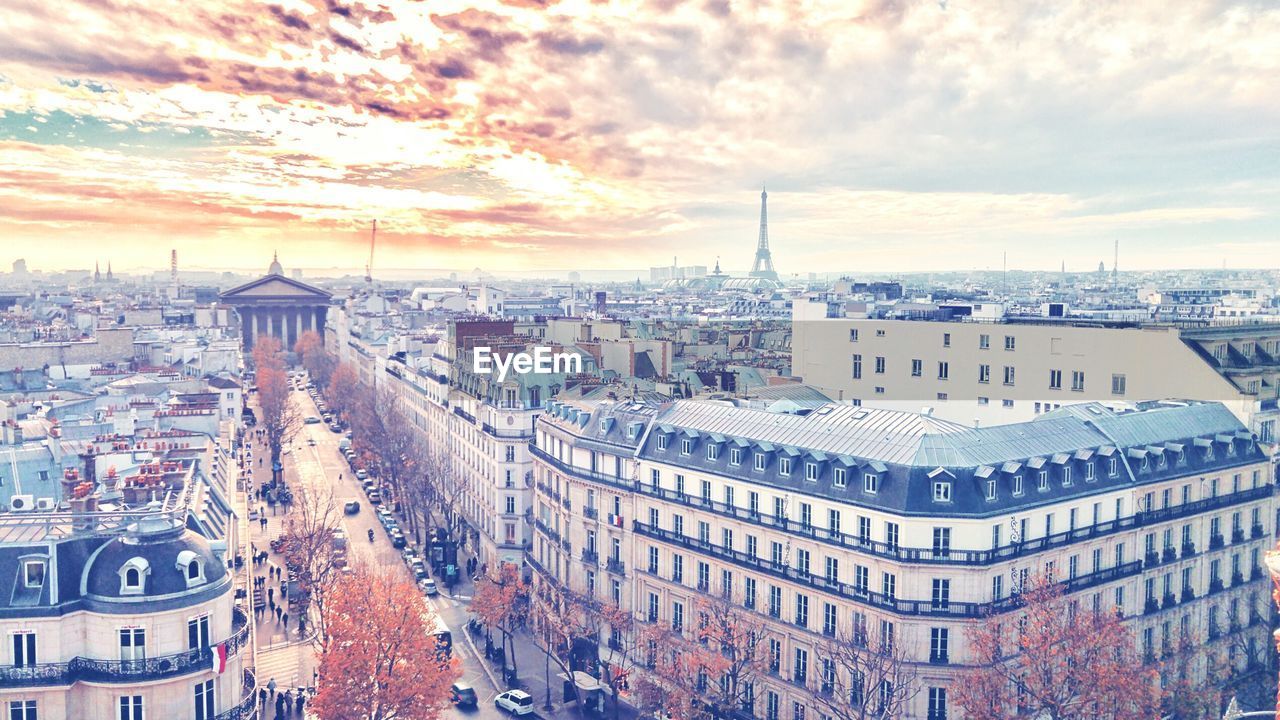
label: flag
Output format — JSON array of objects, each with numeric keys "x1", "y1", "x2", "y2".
[{"x1": 211, "y1": 642, "x2": 228, "y2": 675}]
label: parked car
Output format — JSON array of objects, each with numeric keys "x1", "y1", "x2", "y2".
[
  {"x1": 343, "y1": 501, "x2": 360, "y2": 515},
  {"x1": 450, "y1": 682, "x2": 477, "y2": 707},
  {"x1": 422, "y1": 578, "x2": 438, "y2": 596},
  {"x1": 495, "y1": 690, "x2": 534, "y2": 715},
  {"x1": 389, "y1": 530, "x2": 407, "y2": 548},
  {"x1": 368, "y1": 490, "x2": 382, "y2": 504},
  {"x1": 304, "y1": 416, "x2": 321, "y2": 424},
  {"x1": 376, "y1": 508, "x2": 394, "y2": 526},
  {"x1": 356, "y1": 469, "x2": 368, "y2": 480},
  {"x1": 410, "y1": 561, "x2": 428, "y2": 580}
]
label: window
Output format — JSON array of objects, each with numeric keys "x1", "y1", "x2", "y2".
[
  {"x1": 863, "y1": 473, "x2": 879, "y2": 494},
  {"x1": 855, "y1": 565, "x2": 869, "y2": 593},
  {"x1": 1012, "y1": 475, "x2": 1023, "y2": 496},
  {"x1": 911, "y1": 359, "x2": 922, "y2": 377},
  {"x1": 932, "y1": 578, "x2": 951, "y2": 609},
  {"x1": 672, "y1": 601, "x2": 684, "y2": 631},
  {"x1": 1063, "y1": 465, "x2": 1072, "y2": 486},
  {"x1": 187, "y1": 615, "x2": 210, "y2": 650},
  {"x1": 1108, "y1": 457, "x2": 1118, "y2": 477},
  {"x1": 11, "y1": 631, "x2": 36, "y2": 667},
  {"x1": 680, "y1": 438, "x2": 691, "y2": 455},
  {"x1": 986, "y1": 480, "x2": 997, "y2": 501},
  {"x1": 932, "y1": 481, "x2": 951, "y2": 502},
  {"x1": 8, "y1": 702, "x2": 36, "y2": 720},
  {"x1": 647, "y1": 547, "x2": 659, "y2": 573},
  {"x1": 930, "y1": 627, "x2": 950, "y2": 663},
  {"x1": 194, "y1": 679, "x2": 215, "y2": 720},
  {"x1": 119, "y1": 627, "x2": 145, "y2": 663},
  {"x1": 1037, "y1": 470, "x2": 1048, "y2": 491},
  {"x1": 707, "y1": 444, "x2": 719, "y2": 461},
  {"x1": 1004, "y1": 335, "x2": 1016, "y2": 351},
  {"x1": 942, "y1": 333, "x2": 951, "y2": 347},
  {"x1": 793, "y1": 647, "x2": 808, "y2": 683},
  {"x1": 648, "y1": 593, "x2": 659, "y2": 621},
  {"x1": 979, "y1": 334, "x2": 990, "y2": 349},
  {"x1": 849, "y1": 328, "x2": 859, "y2": 342},
  {"x1": 882, "y1": 572, "x2": 896, "y2": 600},
  {"x1": 1071, "y1": 370, "x2": 1085, "y2": 391},
  {"x1": 978, "y1": 364, "x2": 990, "y2": 383},
  {"x1": 1049, "y1": 369, "x2": 1063, "y2": 389},
  {"x1": 650, "y1": 469, "x2": 660, "y2": 487},
  {"x1": 505, "y1": 496, "x2": 516, "y2": 514},
  {"x1": 937, "y1": 361, "x2": 949, "y2": 380},
  {"x1": 779, "y1": 457, "x2": 791, "y2": 476},
  {"x1": 932, "y1": 527, "x2": 951, "y2": 556},
  {"x1": 730, "y1": 448, "x2": 742, "y2": 466},
  {"x1": 119, "y1": 696, "x2": 144, "y2": 720},
  {"x1": 875, "y1": 356, "x2": 885, "y2": 374},
  {"x1": 754, "y1": 454, "x2": 767, "y2": 472},
  {"x1": 22, "y1": 561, "x2": 44, "y2": 589},
  {"x1": 852, "y1": 354, "x2": 862, "y2": 379},
  {"x1": 657, "y1": 434, "x2": 668, "y2": 450},
  {"x1": 828, "y1": 509, "x2": 842, "y2": 535},
  {"x1": 1111, "y1": 373, "x2": 1126, "y2": 395},
  {"x1": 804, "y1": 463, "x2": 818, "y2": 482},
  {"x1": 1003, "y1": 366, "x2": 1015, "y2": 385},
  {"x1": 928, "y1": 687, "x2": 948, "y2": 720}
]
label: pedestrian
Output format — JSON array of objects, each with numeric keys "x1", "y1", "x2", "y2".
[
  {"x1": 267, "y1": 677, "x2": 277, "y2": 699},
  {"x1": 259, "y1": 517, "x2": 267, "y2": 531},
  {"x1": 282, "y1": 611, "x2": 289, "y2": 630},
  {"x1": 268, "y1": 598, "x2": 275, "y2": 613},
  {"x1": 275, "y1": 605, "x2": 282, "y2": 621},
  {"x1": 274, "y1": 694, "x2": 285, "y2": 720},
  {"x1": 259, "y1": 688, "x2": 267, "y2": 707},
  {"x1": 268, "y1": 587, "x2": 274, "y2": 603},
  {"x1": 296, "y1": 692, "x2": 305, "y2": 715}
]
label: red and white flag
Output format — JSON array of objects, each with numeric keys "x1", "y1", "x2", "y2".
[{"x1": 211, "y1": 643, "x2": 228, "y2": 675}]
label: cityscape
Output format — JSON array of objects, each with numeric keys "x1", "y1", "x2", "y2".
[{"x1": 2, "y1": 2, "x2": 1280, "y2": 720}]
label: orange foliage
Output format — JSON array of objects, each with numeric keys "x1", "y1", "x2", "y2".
[
  {"x1": 952, "y1": 575, "x2": 1161, "y2": 720},
  {"x1": 311, "y1": 566, "x2": 459, "y2": 720}
]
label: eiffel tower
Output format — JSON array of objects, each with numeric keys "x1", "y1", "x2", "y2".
[{"x1": 749, "y1": 186, "x2": 779, "y2": 280}]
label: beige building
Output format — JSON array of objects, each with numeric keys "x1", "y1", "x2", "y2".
[
  {"x1": 791, "y1": 316, "x2": 1280, "y2": 447},
  {"x1": 533, "y1": 396, "x2": 1274, "y2": 719}
]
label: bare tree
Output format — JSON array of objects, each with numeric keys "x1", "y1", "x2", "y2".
[
  {"x1": 529, "y1": 583, "x2": 605, "y2": 711},
  {"x1": 811, "y1": 626, "x2": 919, "y2": 720},
  {"x1": 253, "y1": 336, "x2": 301, "y2": 467},
  {"x1": 350, "y1": 384, "x2": 422, "y2": 525},
  {"x1": 281, "y1": 484, "x2": 344, "y2": 644}
]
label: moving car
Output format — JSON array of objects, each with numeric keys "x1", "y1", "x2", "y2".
[
  {"x1": 343, "y1": 501, "x2": 360, "y2": 515},
  {"x1": 304, "y1": 416, "x2": 321, "y2": 424},
  {"x1": 306, "y1": 438, "x2": 316, "y2": 446},
  {"x1": 450, "y1": 682, "x2": 477, "y2": 707},
  {"x1": 495, "y1": 690, "x2": 534, "y2": 715}
]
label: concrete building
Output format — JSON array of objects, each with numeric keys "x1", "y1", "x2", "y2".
[
  {"x1": 531, "y1": 397, "x2": 1274, "y2": 719},
  {"x1": 218, "y1": 255, "x2": 332, "y2": 353},
  {"x1": 791, "y1": 316, "x2": 1280, "y2": 445}
]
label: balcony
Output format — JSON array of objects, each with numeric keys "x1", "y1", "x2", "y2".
[
  {"x1": 582, "y1": 549, "x2": 598, "y2": 564},
  {"x1": 1253, "y1": 565, "x2": 1265, "y2": 581},
  {"x1": 1162, "y1": 593, "x2": 1177, "y2": 610},
  {"x1": 1232, "y1": 572, "x2": 1245, "y2": 587},
  {"x1": 1182, "y1": 542, "x2": 1197, "y2": 558},
  {"x1": 1253, "y1": 524, "x2": 1266, "y2": 539},
  {"x1": 1209, "y1": 577, "x2": 1225, "y2": 595},
  {"x1": 583, "y1": 506, "x2": 598, "y2": 520},
  {"x1": 212, "y1": 669, "x2": 258, "y2": 720},
  {"x1": 0, "y1": 607, "x2": 250, "y2": 688},
  {"x1": 1210, "y1": 534, "x2": 1225, "y2": 550},
  {"x1": 635, "y1": 520, "x2": 1142, "y2": 618},
  {"x1": 1144, "y1": 551, "x2": 1159, "y2": 568},
  {"x1": 1162, "y1": 546, "x2": 1177, "y2": 563},
  {"x1": 606, "y1": 558, "x2": 626, "y2": 576},
  {"x1": 1181, "y1": 586, "x2": 1195, "y2": 602},
  {"x1": 561, "y1": 497, "x2": 572, "y2": 512},
  {"x1": 1144, "y1": 598, "x2": 1160, "y2": 615},
  {"x1": 1232, "y1": 528, "x2": 1245, "y2": 544}
]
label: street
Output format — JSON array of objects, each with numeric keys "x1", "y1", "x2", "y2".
[{"x1": 252, "y1": 384, "x2": 525, "y2": 720}]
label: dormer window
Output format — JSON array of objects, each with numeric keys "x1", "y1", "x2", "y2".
[
  {"x1": 805, "y1": 463, "x2": 819, "y2": 482},
  {"x1": 778, "y1": 458, "x2": 791, "y2": 476},
  {"x1": 23, "y1": 560, "x2": 46, "y2": 588},
  {"x1": 1140, "y1": 457, "x2": 1149, "y2": 472},
  {"x1": 707, "y1": 444, "x2": 720, "y2": 461},
  {"x1": 729, "y1": 448, "x2": 742, "y2": 466},
  {"x1": 1037, "y1": 471, "x2": 1048, "y2": 491},
  {"x1": 1085, "y1": 463, "x2": 1096, "y2": 481},
  {"x1": 1062, "y1": 466, "x2": 1072, "y2": 486},
  {"x1": 986, "y1": 480, "x2": 997, "y2": 501},
  {"x1": 178, "y1": 550, "x2": 206, "y2": 587},
  {"x1": 1108, "y1": 458, "x2": 1118, "y2": 477},
  {"x1": 1204, "y1": 445, "x2": 1214, "y2": 461},
  {"x1": 119, "y1": 558, "x2": 151, "y2": 596},
  {"x1": 863, "y1": 473, "x2": 879, "y2": 494},
  {"x1": 933, "y1": 482, "x2": 952, "y2": 503},
  {"x1": 657, "y1": 435, "x2": 669, "y2": 451},
  {"x1": 1226, "y1": 441, "x2": 1235, "y2": 456},
  {"x1": 1012, "y1": 475, "x2": 1024, "y2": 496},
  {"x1": 680, "y1": 439, "x2": 692, "y2": 456},
  {"x1": 833, "y1": 468, "x2": 847, "y2": 488},
  {"x1": 754, "y1": 454, "x2": 767, "y2": 472}
]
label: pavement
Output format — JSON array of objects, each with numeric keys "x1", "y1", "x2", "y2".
[{"x1": 242, "y1": 383, "x2": 645, "y2": 720}]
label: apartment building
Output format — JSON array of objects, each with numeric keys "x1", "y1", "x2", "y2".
[
  {"x1": 0, "y1": 467, "x2": 253, "y2": 720},
  {"x1": 533, "y1": 396, "x2": 1274, "y2": 719},
  {"x1": 791, "y1": 317, "x2": 1280, "y2": 445}
]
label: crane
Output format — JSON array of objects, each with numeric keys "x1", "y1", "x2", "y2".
[{"x1": 364, "y1": 219, "x2": 377, "y2": 284}]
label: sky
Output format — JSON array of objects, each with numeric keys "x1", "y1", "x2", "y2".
[{"x1": 0, "y1": 0, "x2": 1278, "y2": 277}]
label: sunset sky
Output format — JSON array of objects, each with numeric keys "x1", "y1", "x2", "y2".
[{"x1": 1, "y1": 0, "x2": 1277, "y2": 276}]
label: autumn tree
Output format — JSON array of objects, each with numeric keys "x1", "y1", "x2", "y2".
[
  {"x1": 472, "y1": 563, "x2": 529, "y2": 682},
  {"x1": 312, "y1": 566, "x2": 460, "y2": 720},
  {"x1": 595, "y1": 601, "x2": 656, "y2": 720},
  {"x1": 281, "y1": 484, "x2": 343, "y2": 644},
  {"x1": 325, "y1": 362, "x2": 359, "y2": 423},
  {"x1": 253, "y1": 336, "x2": 301, "y2": 466},
  {"x1": 294, "y1": 330, "x2": 335, "y2": 388},
  {"x1": 637, "y1": 591, "x2": 771, "y2": 720},
  {"x1": 811, "y1": 624, "x2": 918, "y2": 720},
  {"x1": 529, "y1": 583, "x2": 606, "y2": 710},
  {"x1": 952, "y1": 575, "x2": 1161, "y2": 720},
  {"x1": 400, "y1": 447, "x2": 465, "y2": 547}
]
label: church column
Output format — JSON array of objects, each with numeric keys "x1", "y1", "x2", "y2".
[
  {"x1": 266, "y1": 310, "x2": 276, "y2": 341},
  {"x1": 250, "y1": 310, "x2": 259, "y2": 346},
  {"x1": 295, "y1": 308, "x2": 304, "y2": 344}
]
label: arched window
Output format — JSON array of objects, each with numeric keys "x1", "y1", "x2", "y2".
[
  {"x1": 125, "y1": 567, "x2": 140, "y2": 587},
  {"x1": 118, "y1": 557, "x2": 151, "y2": 595},
  {"x1": 187, "y1": 560, "x2": 200, "y2": 580},
  {"x1": 176, "y1": 550, "x2": 205, "y2": 587}
]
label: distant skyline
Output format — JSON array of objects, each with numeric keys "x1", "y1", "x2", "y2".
[{"x1": 1, "y1": 1, "x2": 1278, "y2": 273}]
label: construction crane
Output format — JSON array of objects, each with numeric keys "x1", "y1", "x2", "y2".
[{"x1": 364, "y1": 219, "x2": 377, "y2": 284}]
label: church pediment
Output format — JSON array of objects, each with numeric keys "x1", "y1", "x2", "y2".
[{"x1": 220, "y1": 275, "x2": 332, "y2": 301}]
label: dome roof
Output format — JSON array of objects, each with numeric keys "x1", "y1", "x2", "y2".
[
  {"x1": 268, "y1": 251, "x2": 283, "y2": 276},
  {"x1": 83, "y1": 526, "x2": 227, "y2": 601}
]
